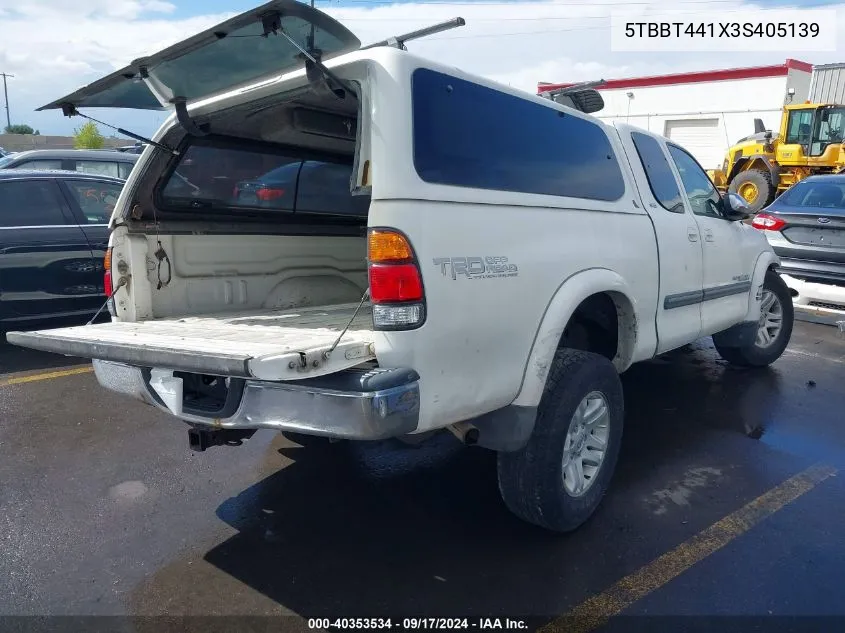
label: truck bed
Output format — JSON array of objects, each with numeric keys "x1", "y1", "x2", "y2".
[{"x1": 6, "y1": 302, "x2": 376, "y2": 381}]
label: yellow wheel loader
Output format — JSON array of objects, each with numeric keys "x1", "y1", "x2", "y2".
[{"x1": 708, "y1": 103, "x2": 845, "y2": 212}]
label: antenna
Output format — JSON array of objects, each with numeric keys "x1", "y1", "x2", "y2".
[{"x1": 361, "y1": 18, "x2": 466, "y2": 51}]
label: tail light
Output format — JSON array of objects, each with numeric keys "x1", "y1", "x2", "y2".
[
  {"x1": 367, "y1": 229, "x2": 425, "y2": 330},
  {"x1": 103, "y1": 247, "x2": 113, "y2": 297},
  {"x1": 256, "y1": 187, "x2": 285, "y2": 201},
  {"x1": 751, "y1": 213, "x2": 786, "y2": 231}
]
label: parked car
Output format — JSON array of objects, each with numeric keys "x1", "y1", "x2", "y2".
[
  {"x1": 232, "y1": 160, "x2": 369, "y2": 215},
  {"x1": 114, "y1": 142, "x2": 147, "y2": 154},
  {"x1": 0, "y1": 149, "x2": 137, "y2": 179},
  {"x1": 6, "y1": 2, "x2": 794, "y2": 533},
  {"x1": 752, "y1": 175, "x2": 845, "y2": 285},
  {"x1": 0, "y1": 169, "x2": 124, "y2": 325}
]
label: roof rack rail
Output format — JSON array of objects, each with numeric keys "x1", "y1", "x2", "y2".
[{"x1": 361, "y1": 17, "x2": 466, "y2": 51}]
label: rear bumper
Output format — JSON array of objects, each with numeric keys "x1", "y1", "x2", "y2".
[
  {"x1": 92, "y1": 360, "x2": 420, "y2": 440},
  {"x1": 775, "y1": 257, "x2": 845, "y2": 284}
]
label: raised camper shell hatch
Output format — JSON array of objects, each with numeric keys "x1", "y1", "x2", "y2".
[
  {"x1": 37, "y1": 0, "x2": 361, "y2": 112},
  {"x1": 6, "y1": 304, "x2": 376, "y2": 381}
]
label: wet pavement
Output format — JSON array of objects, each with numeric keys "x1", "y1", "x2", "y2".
[{"x1": 0, "y1": 321, "x2": 844, "y2": 630}]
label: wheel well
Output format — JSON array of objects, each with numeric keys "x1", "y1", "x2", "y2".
[{"x1": 559, "y1": 292, "x2": 635, "y2": 368}]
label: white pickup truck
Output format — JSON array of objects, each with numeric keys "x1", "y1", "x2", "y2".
[{"x1": 7, "y1": 1, "x2": 794, "y2": 532}]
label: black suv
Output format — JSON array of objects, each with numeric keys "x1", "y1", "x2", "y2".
[{"x1": 0, "y1": 170, "x2": 124, "y2": 325}]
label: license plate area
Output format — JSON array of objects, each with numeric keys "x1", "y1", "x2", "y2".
[
  {"x1": 141, "y1": 368, "x2": 246, "y2": 418},
  {"x1": 784, "y1": 227, "x2": 845, "y2": 248}
]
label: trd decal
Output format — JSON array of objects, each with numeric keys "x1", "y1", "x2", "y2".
[{"x1": 433, "y1": 256, "x2": 519, "y2": 280}]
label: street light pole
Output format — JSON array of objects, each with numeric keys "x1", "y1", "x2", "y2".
[{"x1": 0, "y1": 72, "x2": 13, "y2": 130}]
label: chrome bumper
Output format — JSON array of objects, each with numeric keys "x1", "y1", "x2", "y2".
[{"x1": 92, "y1": 360, "x2": 420, "y2": 440}]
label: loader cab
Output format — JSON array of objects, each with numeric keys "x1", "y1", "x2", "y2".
[{"x1": 776, "y1": 104, "x2": 845, "y2": 166}]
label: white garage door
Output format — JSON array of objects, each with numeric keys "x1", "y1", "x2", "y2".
[{"x1": 664, "y1": 118, "x2": 725, "y2": 170}]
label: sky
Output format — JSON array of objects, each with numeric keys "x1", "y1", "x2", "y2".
[{"x1": 1, "y1": 0, "x2": 844, "y2": 138}]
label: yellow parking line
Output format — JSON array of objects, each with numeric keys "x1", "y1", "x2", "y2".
[
  {"x1": 540, "y1": 462, "x2": 838, "y2": 633},
  {"x1": 0, "y1": 365, "x2": 94, "y2": 387}
]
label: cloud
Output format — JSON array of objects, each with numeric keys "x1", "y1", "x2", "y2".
[{"x1": 0, "y1": 0, "x2": 842, "y2": 136}]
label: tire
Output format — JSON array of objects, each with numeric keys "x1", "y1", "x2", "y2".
[
  {"x1": 714, "y1": 270, "x2": 794, "y2": 367},
  {"x1": 728, "y1": 169, "x2": 776, "y2": 213},
  {"x1": 497, "y1": 349, "x2": 624, "y2": 533}
]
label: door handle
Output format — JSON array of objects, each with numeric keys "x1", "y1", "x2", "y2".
[
  {"x1": 704, "y1": 229, "x2": 714, "y2": 243},
  {"x1": 687, "y1": 227, "x2": 699, "y2": 242}
]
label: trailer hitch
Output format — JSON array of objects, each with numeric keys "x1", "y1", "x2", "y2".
[{"x1": 188, "y1": 427, "x2": 256, "y2": 452}]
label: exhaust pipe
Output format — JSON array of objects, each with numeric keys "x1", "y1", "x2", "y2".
[{"x1": 447, "y1": 421, "x2": 479, "y2": 446}]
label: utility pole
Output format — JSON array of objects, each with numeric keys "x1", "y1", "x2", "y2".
[{"x1": 0, "y1": 72, "x2": 13, "y2": 130}]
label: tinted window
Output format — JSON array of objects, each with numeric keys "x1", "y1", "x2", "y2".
[
  {"x1": 297, "y1": 161, "x2": 369, "y2": 217},
  {"x1": 779, "y1": 180, "x2": 845, "y2": 209},
  {"x1": 76, "y1": 160, "x2": 120, "y2": 178},
  {"x1": 0, "y1": 156, "x2": 13, "y2": 168},
  {"x1": 630, "y1": 132, "x2": 684, "y2": 213},
  {"x1": 15, "y1": 159, "x2": 63, "y2": 171},
  {"x1": 118, "y1": 162, "x2": 134, "y2": 179},
  {"x1": 65, "y1": 180, "x2": 124, "y2": 224},
  {"x1": 161, "y1": 144, "x2": 301, "y2": 211},
  {"x1": 0, "y1": 180, "x2": 67, "y2": 227},
  {"x1": 785, "y1": 110, "x2": 813, "y2": 145},
  {"x1": 411, "y1": 68, "x2": 625, "y2": 201},
  {"x1": 159, "y1": 144, "x2": 368, "y2": 217},
  {"x1": 667, "y1": 144, "x2": 722, "y2": 218}
]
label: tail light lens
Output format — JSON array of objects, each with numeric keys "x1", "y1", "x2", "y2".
[
  {"x1": 367, "y1": 229, "x2": 425, "y2": 330},
  {"x1": 369, "y1": 264, "x2": 423, "y2": 301},
  {"x1": 751, "y1": 213, "x2": 786, "y2": 231},
  {"x1": 256, "y1": 187, "x2": 285, "y2": 201},
  {"x1": 103, "y1": 247, "x2": 113, "y2": 298}
]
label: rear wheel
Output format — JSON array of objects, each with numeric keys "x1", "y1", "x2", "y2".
[
  {"x1": 714, "y1": 270, "x2": 794, "y2": 367},
  {"x1": 497, "y1": 349, "x2": 624, "y2": 533},
  {"x1": 728, "y1": 169, "x2": 775, "y2": 213}
]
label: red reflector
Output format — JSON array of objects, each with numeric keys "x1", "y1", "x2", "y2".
[
  {"x1": 751, "y1": 213, "x2": 786, "y2": 231},
  {"x1": 369, "y1": 264, "x2": 423, "y2": 302},
  {"x1": 256, "y1": 187, "x2": 285, "y2": 201},
  {"x1": 104, "y1": 270, "x2": 113, "y2": 298}
]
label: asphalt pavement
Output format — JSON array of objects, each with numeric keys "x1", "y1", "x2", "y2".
[{"x1": 0, "y1": 320, "x2": 843, "y2": 632}]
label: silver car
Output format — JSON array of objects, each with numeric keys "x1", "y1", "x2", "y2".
[{"x1": 753, "y1": 175, "x2": 845, "y2": 285}]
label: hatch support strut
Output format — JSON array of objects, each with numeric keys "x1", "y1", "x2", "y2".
[
  {"x1": 260, "y1": 10, "x2": 355, "y2": 101},
  {"x1": 58, "y1": 104, "x2": 179, "y2": 155}
]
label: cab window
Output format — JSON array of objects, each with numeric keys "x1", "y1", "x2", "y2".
[
  {"x1": 667, "y1": 144, "x2": 722, "y2": 218},
  {"x1": 631, "y1": 132, "x2": 684, "y2": 213},
  {"x1": 785, "y1": 110, "x2": 813, "y2": 146},
  {"x1": 812, "y1": 108, "x2": 845, "y2": 156}
]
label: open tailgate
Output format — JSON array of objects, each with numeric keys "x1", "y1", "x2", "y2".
[{"x1": 6, "y1": 303, "x2": 375, "y2": 381}]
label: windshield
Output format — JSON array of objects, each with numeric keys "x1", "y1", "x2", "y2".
[
  {"x1": 158, "y1": 143, "x2": 369, "y2": 218},
  {"x1": 779, "y1": 180, "x2": 845, "y2": 209},
  {"x1": 0, "y1": 156, "x2": 14, "y2": 168}
]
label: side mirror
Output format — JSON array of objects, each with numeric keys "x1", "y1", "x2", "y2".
[{"x1": 722, "y1": 192, "x2": 753, "y2": 221}]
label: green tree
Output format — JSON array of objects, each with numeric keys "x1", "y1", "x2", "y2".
[
  {"x1": 4, "y1": 124, "x2": 38, "y2": 135},
  {"x1": 73, "y1": 121, "x2": 105, "y2": 149}
]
